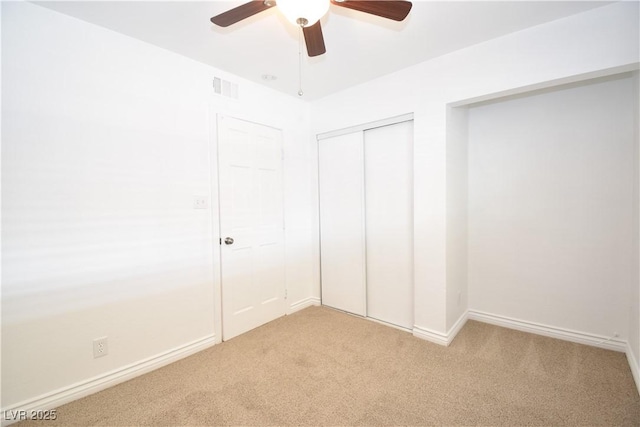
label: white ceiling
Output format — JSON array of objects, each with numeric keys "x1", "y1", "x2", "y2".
[{"x1": 35, "y1": 1, "x2": 612, "y2": 100}]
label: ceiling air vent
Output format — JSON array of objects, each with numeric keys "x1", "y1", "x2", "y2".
[{"x1": 213, "y1": 77, "x2": 239, "y2": 100}]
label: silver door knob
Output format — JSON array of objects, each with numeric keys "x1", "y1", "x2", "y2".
[{"x1": 224, "y1": 237, "x2": 234, "y2": 245}]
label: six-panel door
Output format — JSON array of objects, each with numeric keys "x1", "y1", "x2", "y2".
[{"x1": 218, "y1": 115, "x2": 286, "y2": 340}]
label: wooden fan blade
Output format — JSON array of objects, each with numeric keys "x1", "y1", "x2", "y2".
[
  {"x1": 330, "y1": 0, "x2": 412, "y2": 21},
  {"x1": 210, "y1": 1, "x2": 275, "y2": 27},
  {"x1": 303, "y1": 21, "x2": 327, "y2": 57}
]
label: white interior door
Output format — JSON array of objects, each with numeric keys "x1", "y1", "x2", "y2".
[
  {"x1": 318, "y1": 132, "x2": 366, "y2": 316},
  {"x1": 364, "y1": 121, "x2": 414, "y2": 329},
  {"x1": 218, "y1": 115, "x2": 286, "y2": 340}
]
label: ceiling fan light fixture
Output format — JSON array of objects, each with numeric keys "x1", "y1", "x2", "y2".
[
  {"x1": 277, "y1": 0, "x2": 330, "y2": 27},
  {"x1": 210, "y1": 0, "x2": 413, "y2": 59}
]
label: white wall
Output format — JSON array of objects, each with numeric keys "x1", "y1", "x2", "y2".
[
  {"x1": 630, "y1": 71, "x2": 640, "y2": 382},
  {"x1": 445, "y1": 107, "x2": 468, "y2": 330},
  {"x1": 3, "y1": 0, "x2": 639, "y2": 412},
  {"x1": 1, "y1": 1, "x2": 315, "y2": 410},
  {"x1": 311, "y1": 1, "x2": 639, "y2": 338},
  {"x1": 467, "y1": 74, "x2": 637, "y2": 340}
]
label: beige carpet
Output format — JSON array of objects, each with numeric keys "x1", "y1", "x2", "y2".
[{"x1": 18, "y1": 306, "x2": 640, "y2": 426}]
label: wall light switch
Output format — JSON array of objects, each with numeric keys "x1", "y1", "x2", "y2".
[{"x1": 193, "y1": 196, "x2": 208, "y2": 209}]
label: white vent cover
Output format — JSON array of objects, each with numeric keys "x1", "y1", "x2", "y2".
[{"x1": 213, "y1": 77, "x2": 239, "y2": 100}]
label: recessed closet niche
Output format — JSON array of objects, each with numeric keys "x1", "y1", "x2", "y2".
[{"x1": 318, "y1": 117, "x2": 414, "y2": 330}]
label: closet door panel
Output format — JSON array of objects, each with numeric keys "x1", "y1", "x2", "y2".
[
  {"x1": 318, "y1": 132, "x2": 366, "y2": 316},
  {"x1": 365, "y1": 121, "x2": 414, "y2": 329}
]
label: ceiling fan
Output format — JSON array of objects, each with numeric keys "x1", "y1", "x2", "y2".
[{"x1": 210, "y1": 0, "x2": 413, "y2": 57}]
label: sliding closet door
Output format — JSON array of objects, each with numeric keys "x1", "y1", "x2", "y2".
[
  {"x1": 365, "y1": 121, "x2": 414, "y2": 329},
  {"x1": 318, "y1": 132, "x2": 366, "y2": 316}
]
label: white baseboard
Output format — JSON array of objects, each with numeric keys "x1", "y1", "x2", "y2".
[
  {"x1": 412, "y1": 325, "x2": 448, "y2": 346},
  {"x1": 289, "y1": 296, "x2": 321, "y2": 314},
  {"x1": 415, "y1": 309, "x2": 637, "y2": 394},
  {"x1": 366, "y1": 316, "x2": 412, "y2": 333},
  {"x1": 447, "y1": 311, "x2": 468, "y2": 343},
  {"x1": 1, "y1": 334, "x2": 216, "y2": 427},
  {"x1": 626, "y1": 343, "x2": 640, "y2": 396},
  {"x1": 468, "y1": 310, "x2": 626, "y2": 352},
  {"x1": 413, "y1": 312, "x2": 468, "y2": 346}
]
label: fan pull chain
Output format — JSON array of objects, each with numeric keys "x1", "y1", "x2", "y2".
[{"x1": 297, "y1": 26, "x2": 304, "y2": 97}]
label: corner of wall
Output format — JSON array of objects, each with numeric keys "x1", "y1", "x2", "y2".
[
  {"x1": 627, "y1": 342, "x2": 640, "y2": 396},
  {"x1": 289, "y1": 297, "x2": 321, "y2": 315},
  {"x1": 445, "y1": 105, "x2": 469, "y2": 331},
  {"x1": 413, "y1": 310, "x2": 468, "y2": 347},
  {"x1": 630, "y1": 70, "x2": 640, "y2": 391}
]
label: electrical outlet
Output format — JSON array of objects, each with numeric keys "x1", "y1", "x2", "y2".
[
  {"x1": 193, "y1": 196, "x2": 208, "y2": 209},
  {"x1": 93, "y1": 337, "x2": 108, "y2": 358}
]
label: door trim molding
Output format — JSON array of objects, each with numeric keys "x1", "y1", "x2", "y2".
[{"x1": 210, "y1": 109, "x2": 223, "y2": 344}]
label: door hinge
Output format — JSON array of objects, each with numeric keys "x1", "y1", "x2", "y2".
[
  {"x1": 219, "y1": 238, "x2": 222, "y2": 245},
  {"x1": 285, "y1": 289, "x2": 288, "y2": 300}
]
